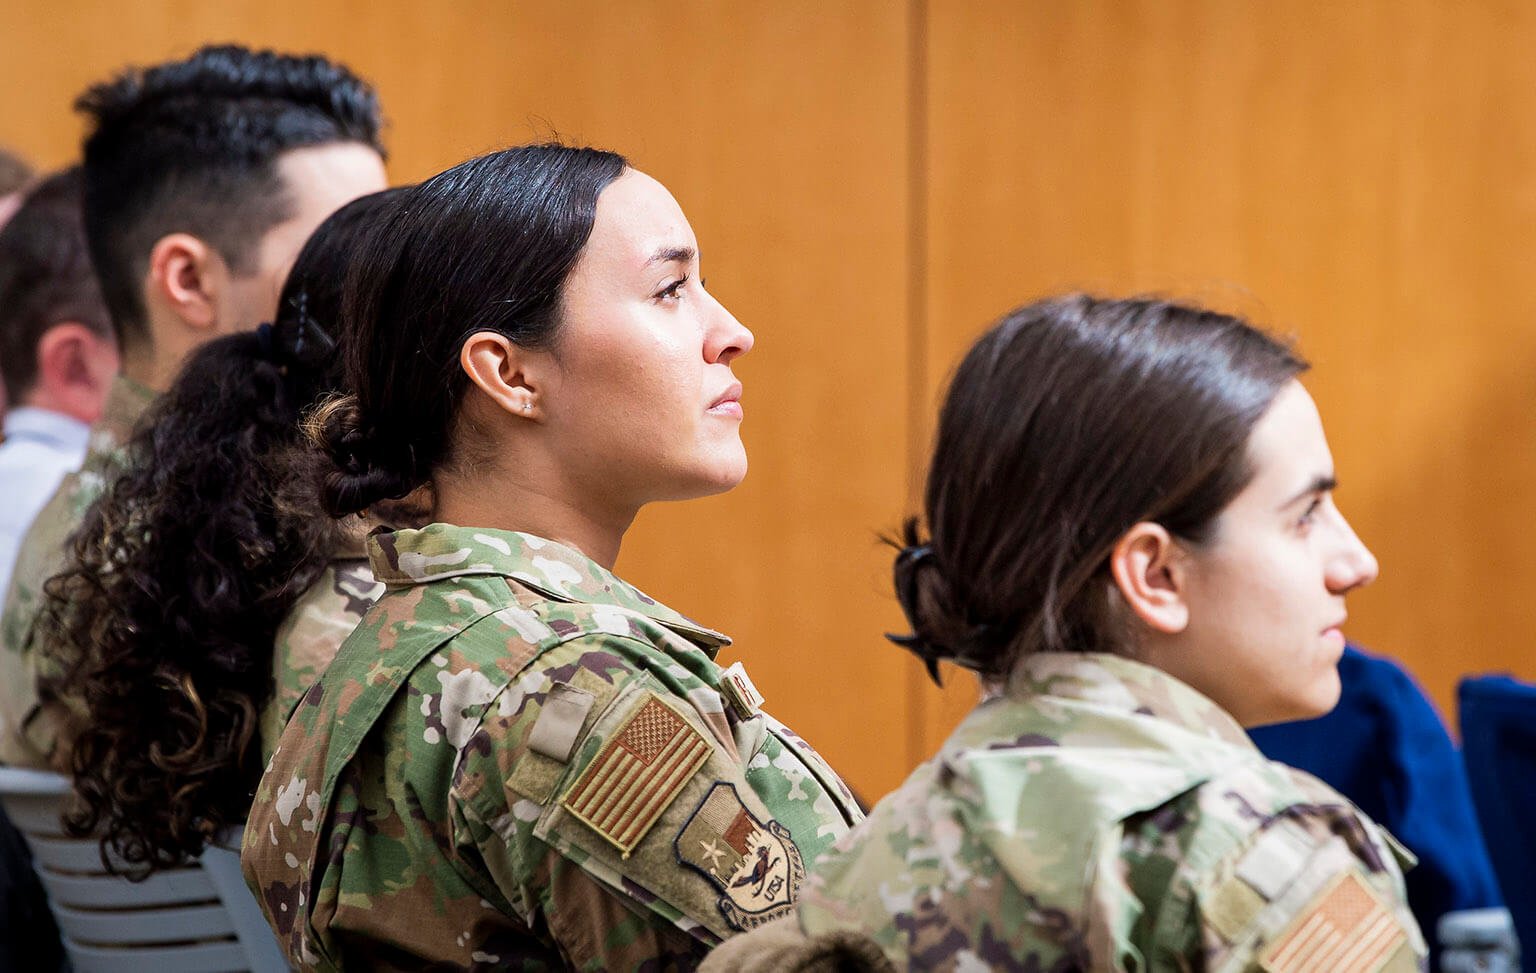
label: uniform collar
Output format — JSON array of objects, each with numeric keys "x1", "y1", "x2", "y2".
[
  {"x1": 1007, "y1": 651, "x2": 1255, "y2": 749},
  {"x1": 367, "y1": 523, "x2": 730, "y2": 650},
  {"x1": 86, "y1": 375, "x2": 155, "y2": 456}
]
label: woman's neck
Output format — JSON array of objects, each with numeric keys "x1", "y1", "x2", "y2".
[{"x1": 432, "y1": 471, "x2": 634, "y2": 571}]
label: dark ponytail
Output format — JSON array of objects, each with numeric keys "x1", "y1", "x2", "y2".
[
  {"x1": 316, "y1": 143, "x2": 628, "y2": 517},
  {"x1": 889, "y1": 295, "x2": 1307, "y2": 685},
  {"x1": 41, "y1": 188, "x2": 403, "y2": 875}
]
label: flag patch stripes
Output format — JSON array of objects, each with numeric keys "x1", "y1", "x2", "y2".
[
  {"x1": 562, "y1": 693, "x2": 711, "y2": 857},
  {"x1": 1260, "y1": 870, "x2": 1407, "y2": 973}
]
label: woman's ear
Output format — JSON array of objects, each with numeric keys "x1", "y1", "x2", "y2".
[
  {"x1": 460, "y1": 331, "x2": 543, "y2": 420},
  {"x1": 1108, "y1": 522, "x2": 1190, "y2": 634}
]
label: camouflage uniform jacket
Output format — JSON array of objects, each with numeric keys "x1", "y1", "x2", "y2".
[
  {"x1": 0, "y1": 376, "x2": 153, "y2": 768},
  {"x1": 243, "y1": 524, "x2": 864, "y2": 972},
  {"x1": 258, "y1": 524, "x2": 384, "y2": 762},
  {"x1": 791, "y1": 652, "x2": 1426, "y2": 973}
]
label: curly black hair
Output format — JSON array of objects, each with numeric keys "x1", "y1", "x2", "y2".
[{"x1": 40, "y1": 188, "x2": 404, "y2": 876}]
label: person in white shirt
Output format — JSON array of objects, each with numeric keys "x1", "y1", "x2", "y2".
[{"x1": 0, "y1": 168, "x2": 117, "y2": 613}]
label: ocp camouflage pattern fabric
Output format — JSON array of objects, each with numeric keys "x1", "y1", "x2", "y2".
[
  {"x1": 0, "y1": 376, "x2": 153, "y2": 768},
  {"x1": 242, "y1": 524, "x2": 863, "y2": 971},
  {"x1": 759, "y1": 653, "x2": 1426, "y2": 973},
  {"x1": 258, "y1": 550, "x2": 383, "y2": 762}
]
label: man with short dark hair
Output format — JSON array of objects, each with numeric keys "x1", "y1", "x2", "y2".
[
  {"x1": 0, "y1": 44, "x2": 388, "y2": 768},
  {"x1": 0, "y1": 169, "x2": 117, "y2": 614}
]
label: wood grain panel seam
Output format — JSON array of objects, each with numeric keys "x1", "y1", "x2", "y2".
[{"x1": 905, "y1": 0, "x2": 930, "y2": 773}]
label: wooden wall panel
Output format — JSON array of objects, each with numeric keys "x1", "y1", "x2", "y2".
[
  {"x1": 921, "y1": 0, "x2": 1536, "y2": 750},
  {"x1": 0, "y1": 0, "x2": 920, "y2": 799},
  {"x1": 10, "y1": 0, "x2": 1534, "y2": 802}
]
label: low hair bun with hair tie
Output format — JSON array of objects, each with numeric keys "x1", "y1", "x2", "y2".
[
  {"x1": 888, "y1": 544, "x2": 952, "y2": 687},
  {"x1": 888, "y1": 541, "x2": 1012, "y2": 686}
]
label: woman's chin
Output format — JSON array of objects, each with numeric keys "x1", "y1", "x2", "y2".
[{"x1": 662, "y1": 454, "x2": 749, "y2": 501}]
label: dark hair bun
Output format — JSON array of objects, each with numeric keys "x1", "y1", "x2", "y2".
[
  {"x1": 887, "y1": 518, "x2": 1008, "y2": 686},
  {"x1": 314, "y1": 395, "x2": 420, "y2": 516}
]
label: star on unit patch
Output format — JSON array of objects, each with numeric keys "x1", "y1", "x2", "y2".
[{"x1": 674, "y1": 782, "x2": 805, "y2": 931}]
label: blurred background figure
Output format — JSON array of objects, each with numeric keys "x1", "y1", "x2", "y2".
[
  {"x1": 0, "y1": 145, "x2": 37, "y2": 418},
  {"x1": 0, "y1": 146, "x2": 30, "y2": 229},
  {"x1": 0, "y1": 168, "x2": 116, "y2": 616}
]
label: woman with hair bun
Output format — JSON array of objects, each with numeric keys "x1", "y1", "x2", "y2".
[
  {"x1": 40, "y1": 187, "x2": 409, "y2": 875},
  {"x1": 242, "y1": 144, "x2": 863, "y2": 972},
  {"x1": 704, "y1": 296, "x2": 1425, "y2": 972}
]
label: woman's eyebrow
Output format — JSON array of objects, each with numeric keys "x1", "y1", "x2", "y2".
[
  {"x1": 645, "y1": 244, "x2": 695, "y2": 266},
  {"x1": 1277, "y1": 473, "x2": 1338, "y2": 510}
]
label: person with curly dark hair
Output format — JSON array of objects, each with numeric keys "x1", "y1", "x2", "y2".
[
  {"x1": 0, "y1": 44, "x2": 387, "y2": 769},
  {"x1": 40, "y1": 188, "x2": 410, "y2": 877}
]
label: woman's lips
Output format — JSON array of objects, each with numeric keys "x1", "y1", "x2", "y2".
[{"x1": 708, "y1": 383, "x2": 743, "y2": 418}]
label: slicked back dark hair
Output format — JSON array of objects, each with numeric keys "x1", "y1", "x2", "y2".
[
  {"x1": 314, "y1": 144, "x2": 628, "y2": 515},
  {"x1": 0, "y1": 168, "x2": 112, "y2": 398},
  {"x1": 76, "y1": 44, "x2": 384, "y2": 350}
]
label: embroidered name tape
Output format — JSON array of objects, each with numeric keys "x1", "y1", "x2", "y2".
[
  {"x1": 720, "y1": 662, "x2": 764, "y2": 719},
  {"x1": 563, "y1": 693, "x2": 711, "y2": 858},
  {"x1": 1259, "y1": 870, "x2": 1407, "y2": 973}
]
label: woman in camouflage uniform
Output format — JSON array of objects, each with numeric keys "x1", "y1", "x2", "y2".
[
  {"x1": 37, "y1": 189, "x2": 406, "y2": 876},
  {"x1": 706, "y1": 296, "x2": 1427, "y2": 972},
  {"x1": 241, "y1": 144, "x2": 864, "y2": 971}
]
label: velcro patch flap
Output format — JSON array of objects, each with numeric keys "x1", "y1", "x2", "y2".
[
  {"x1": 1259, "y1": 869, "x2": 1407, "y2": 973},
  {"x1": 562, "y1": 692, "x2": 711, "y2": 858},
  {"x1": 720, "y1": 662, "x2": 765, "y2": 719},
  {"x1": 1236, "y1": 820, "x2": 1317, "y2": 901},
  {"x1": 527, "y1": 681, "x2": 596, "y2": 763}
]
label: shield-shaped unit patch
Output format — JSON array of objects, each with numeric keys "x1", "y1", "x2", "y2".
[{"x1": 674, "y1": 782, "x2": 805, "y2": 930}]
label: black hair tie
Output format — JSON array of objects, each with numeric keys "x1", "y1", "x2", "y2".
[
  {"x1": 888, "y1": 545, "x2": 946, "y2": 686},
  {"x1": 255, "y1": 321, "x2": 277, "y2": 362},
  {"x1": 285, "y1": 291, "x2": 337, "y2": 370}
]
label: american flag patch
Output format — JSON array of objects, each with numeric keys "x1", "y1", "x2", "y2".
[
  {"x1": 1260, "y1": 871, "x2": 1407, "y2": 973},
  {"x1": 562, "y1": 693, "x2": 711, "y2": 857}
]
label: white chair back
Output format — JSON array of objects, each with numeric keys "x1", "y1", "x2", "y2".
[{"x1": 0, "y1": 766, "x2": 289, "y2": 972}]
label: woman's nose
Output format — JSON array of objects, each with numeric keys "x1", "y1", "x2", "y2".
[
  {"x1": 706, "y1": 291, "x2": 753, "y2": 365},
  {"x1": 1326, "y1": 513, "x2": 1379, "y2": 594}
]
